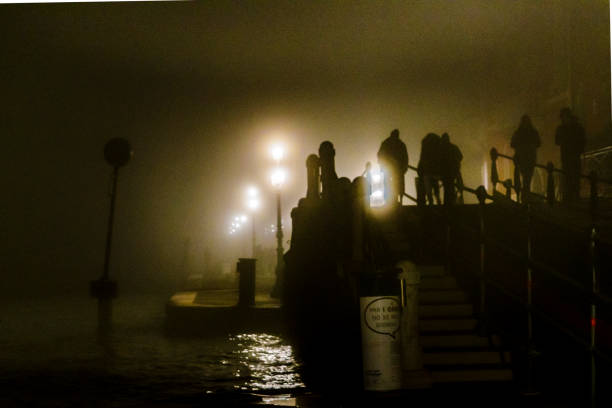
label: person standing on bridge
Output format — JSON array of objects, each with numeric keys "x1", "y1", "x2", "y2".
[
  {"x1": 511, "y1": 114, "x2": 540, "y2": 203},
  {"x1": 417, "y1": 133, "x2": 442, "y2": 205},
  {"x1": 439, "y1": 133, "x2": 463, "y2": 206},
  {"x1": 377, "y1": 129, "x2": 408, "y2": 206},
  {"x1": 555, "y1": 107, "x2": 586, "y2": 203}
]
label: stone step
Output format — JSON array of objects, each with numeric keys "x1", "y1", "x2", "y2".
[
  {"x1": 420, "y1": 334, "x2": 490, "y2": 349},
  {"x1": 423, "y1": 351, "x2": 511, "y2": 366},
  {"x1": 420, "y1": 276, "x2": 458, "y2": 290},
  {"x1": 419, "y1": 318, "x2": 478, "y2": 333},
  {"x1": 419, "y1": 304, "x2": 473, "y2": 318},
  {"x1": 430, "y1": 368, "x2": 514, "y2": 383},
  {"x1": 419, "y1": 290, "x2": 468, "y2": 304}
]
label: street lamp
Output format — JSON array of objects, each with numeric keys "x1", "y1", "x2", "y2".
[
  {"x1": 270, "y1": 166, "x2": 286, "y2": 298},
  {"x1": 270, "y1": 143, "x2": 285, "y2": 163}
]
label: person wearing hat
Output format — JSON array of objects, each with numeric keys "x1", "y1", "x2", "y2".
[{"x1": 555, "y1": 108, "x2": 586, "y2": 203}]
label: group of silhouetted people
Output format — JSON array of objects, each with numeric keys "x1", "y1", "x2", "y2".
[
  {"x1": 417, "y1": 132, "x2": 463, "y2": 206},
  {"x1": 374, "y1": 129, "x2": 463, "y2": 207},
  {"x1": 373, "y1": 106, "x2": 586, "y2": 208},
  {"x1": 512, "y1": 107, "x2": 585, "y2": 203}
]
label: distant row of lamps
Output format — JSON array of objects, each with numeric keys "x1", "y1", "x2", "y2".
[{"x1": 228, "y1": 143, "x2": 287, "y2": 290}]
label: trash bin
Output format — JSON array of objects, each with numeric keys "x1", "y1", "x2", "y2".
[{"x1": 237, "y1": 258, "x2": 256, "y2": 307}]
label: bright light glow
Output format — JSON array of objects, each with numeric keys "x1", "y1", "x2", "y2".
[
  {"x1": 247, "y1": 197, "x2": 260, "y2": 211},
  {"x1": 246, "y1": 185, "x2": 259, "y2": 198},
  {"x1": 372, "y1": 190, "x2": 383, "y2": 199},
  {"x1": 270, "y1": 144, "x2": 285, "y2": 162},
  {"x1": 372, "y1": 171, "x2": 382, "y2": 184},
  {"x1": 239, "y1": 214, "x2": 248, "y2": 223},
  {"x1": 482, "y1": 161, "x2": 489, "y2": 190},
  {"x1": 270, "y1": 167, "x2": 287, "y2": 188}
]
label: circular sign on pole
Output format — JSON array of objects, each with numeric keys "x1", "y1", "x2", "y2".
[{"x1": 104, "y1": 138, "x2": 133, "y2": 167}]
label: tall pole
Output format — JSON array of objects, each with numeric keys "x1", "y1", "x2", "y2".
[
  {"x1": 103, "y1": 166, "x2": 119, "y2": 281},
  {"x1": 271, "y1": 188, "x2": 284, "y2": 298},
  {"x1": 92, "y1": 137, "x2": 131, "y2": 337},
  {"x1": 276, "y1": 189, "x2": 283, "y2": 272}
]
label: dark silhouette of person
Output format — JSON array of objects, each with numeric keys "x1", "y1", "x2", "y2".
[
  {"x1": 377, "y1": 129, "x2": 408, "y2": 206},
  {"x1": 439, "y1": 133, "x2": 463, "y2": 205},
  {"x1": 319, "y1": 141, "x2": 338, "y2": 201},
  {"x1": 555, "y1": 107, "x2": 586, "y2": 203},
  {"x1": 511, "y1": 115, "x2": 540, "y2": 202},
  {"x1": 417, "y1": 133, "x2": 441, "y2": 205}
]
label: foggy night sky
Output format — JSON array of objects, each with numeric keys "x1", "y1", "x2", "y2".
[{"x1": 1, "y1": 1, "x2": 609, "y2": 296}]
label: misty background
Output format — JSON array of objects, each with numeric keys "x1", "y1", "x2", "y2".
[{"x1": 1, "y1": 1, "x2": 609, "y2": 298}]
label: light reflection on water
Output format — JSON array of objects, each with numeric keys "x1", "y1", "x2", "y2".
[
  {"x1": 0, "y1": 294, "x2": 304, "y2": 403},
  {"x1": 230, "y1": 333, "x2": 304, "y2": 391}
]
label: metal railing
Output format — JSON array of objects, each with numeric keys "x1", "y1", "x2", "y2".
[
  {"x1": 490, "y1": 147, "x2": 612, "y2": 218},
  {"x1": 395, "y1": 162, "x2": 611, "y2": 406}
]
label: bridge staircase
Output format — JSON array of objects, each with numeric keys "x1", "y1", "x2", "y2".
[{"x1": 372, "y1": 206, "x2": 515, "y2": 392}]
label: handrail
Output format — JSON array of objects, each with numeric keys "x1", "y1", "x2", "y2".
[
  {"x1": 490, "y1": 147, "x2": 612, "y2": 213},
  {"x1": 493, "y1": 149, "x2": 612, "y2": 185},
  {"x1": 393, "y1": 157, "x2": 609, "y2": 403}
]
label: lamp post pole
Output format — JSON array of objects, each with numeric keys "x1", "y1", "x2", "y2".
[
  {"x1": 272, "y1": 188, "x2": 283, "y2": 298},
  {"x1": 269, "y1": 144, "x2": 286, "y2": 299}
]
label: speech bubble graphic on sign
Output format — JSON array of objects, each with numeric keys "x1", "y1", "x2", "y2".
[{"x1": 363, "y1": 297, "x2": 401, "y2": 338}]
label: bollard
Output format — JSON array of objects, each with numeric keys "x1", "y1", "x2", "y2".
[
  {"x1": 359, "y1": 269, "x2": 402, "y2": 391},
  {"x1": 237, "y1": 258, "x2": 256, "y2": 307}
]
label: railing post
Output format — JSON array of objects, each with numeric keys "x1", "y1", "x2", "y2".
[
  {"x1": 513, "y1": 157, "x2": 522, "y2": 202},
  {"x1": 588, "y1": 170, "x2": 599, "y2": 408},
  {"x1": 546, "y1": 162, "x2": 555, "y2": 207},
  {"x1": 503, "y1": 179, "x2": 513, "y2": 199},
  {"x1": 490, "y1": 148, "x2": 499, "y2": 193},
  {"x1": 476, "y1": 186, "x2": 487, "y2": 336},
  {"x1": 589, "y1": 171, "x2": 598, "y2": 218},
  {"x1": 524, "y1": 201, "x2": 539, "y2": 396},
  {"x1": 444, "y1": 205, "x2": 451, "y2": 276},
  {"x1": 589, "y1": 224, "x2": 599, "y2": 408}
]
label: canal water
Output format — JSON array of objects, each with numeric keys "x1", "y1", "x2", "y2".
[{"x1": 0, "y1": 293, "x2": 305, "y2": 406}]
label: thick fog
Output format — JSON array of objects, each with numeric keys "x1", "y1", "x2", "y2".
[{"x1": 1, "y1": 1, "x2": 609, "y2": 297}]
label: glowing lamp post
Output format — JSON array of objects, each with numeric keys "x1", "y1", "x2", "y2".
[{"x1": 270, "y1": 152, "x2": 286, "y2": 298}]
